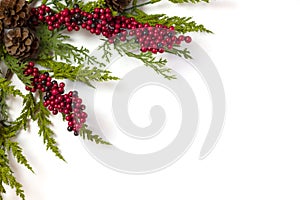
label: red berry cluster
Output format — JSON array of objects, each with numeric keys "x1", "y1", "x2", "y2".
[
  {"x1": 112, "y1": 26, "x2": 192, "y2": 54},
  {"x1": 29, "y1": 4, "x2": 192, "y2": 54},
  {"x1": 24, "y1": 61, "x2": 87, "y2": 136}
]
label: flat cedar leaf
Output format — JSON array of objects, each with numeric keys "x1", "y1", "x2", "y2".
[
  {"x1": 127, "y1": 9, "x2": 213, "y2": 34},
  {"x1": 5, "y1": 140, "x2": 34, "y2": 173},
  {"x1": 109, "y1": 39, "x2": 175, "y2": 79},
  {"x1": 165, "y1": 45, "x2": 193, "y2": 59},
  {"x1": 0, "y1": 77, "x2": 25, "y2": 122},
  {"x1": 81, "y1": 0, "x2": 106, "y2": 12},
  {"x1": 80, "y1": 124, "x2": 110, "y2": 145},
  {"x1": 97, "y1": 39, "x2": 175, "y2": 79},
  {"x1": 36, "y1": 59, "x2": 118, "y2": 88},
  {"x1": 3, "y1": 55, "x2": 32, "y2": 86},
  {"x1": 14, "y1": 93, "x2": 36, "y2": 130},
  {"x1": 0, "y1": 77, "x2": 24, "y2": 97},
  {"x1": 0, "y1": 149, "x2": 26, "y2": 200},
  {"x1": 35, "y1": 96, "x2": 65, "y2": 161},
  {"x1": 36, "y1": 24, "x2": 100, "y2": 66}
]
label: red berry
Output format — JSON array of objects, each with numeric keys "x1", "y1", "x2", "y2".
[
  {"x1": 68, "y1": 121, "x2": 74, "y2": 126},
  {"x1": 59, "y1": 82, "x2": 65, "y2": 88},
  {"x1": 67, "y1": 26, "x2": 73, "y2": 31},
  {"x1": 175, "y1": 39, "x2": 181, "y2": 45},
  {"x1": 158, "y1": 49, "x2": 165, "y2": 53},
  {"x1": 178, "y1": 35, "x2": 185, "y2": 41},
  {"x1": 184, "y1": 36, "x2": 192, "y2": 43},
  {"x1": 51, "y1": 89, "x2": 59, "y2": 96},
  {"x1": 151, "y1": 49, "x2": 158, "y2": 54},
  {"x1": 48, "y1": 106, "x2": 54, "y2": 111},
  {"x1": 45, "y1": 6, "x2": 51, "y2": 13},
  {"x1": 75, "y1": 26, "x2": 80, "y2": 31},
  {"x1": 81, "y1": 112, "x2": 88, "y2": 118},
  {"x1": 58, "y1": 87, "x2": 64, "y2": 94},
  {"x1": 48, "y1": 26, "x2": 54, "y2": 31},
  {"x1": 28, "y1": 61, "x2": 35, "y2": 67},
  {"x1": 66, "y1": 115, "x2": 72, "y2": 121}
]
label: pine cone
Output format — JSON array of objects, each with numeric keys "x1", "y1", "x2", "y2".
[
  {"x1": 0, "y1": 0, "x2": 30, "y2": 28},
  {"x1": 105, "y1": 0, "x2": 132, "y2": 12},
  {"x1": 4, "y1": 27, "x2": 39, "y2": 59}
]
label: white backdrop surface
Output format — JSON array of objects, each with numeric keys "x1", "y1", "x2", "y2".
[{"x1": 4, "y1": 0, "x2": 300, "y2": 199}]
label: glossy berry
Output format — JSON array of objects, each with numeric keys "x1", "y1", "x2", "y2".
[
  {"x1": 23, "y1": 61, "x2": 87, "y2": 136},
  {"x1": 29, "y1": 4, "x2": 193, "y2": 55}
]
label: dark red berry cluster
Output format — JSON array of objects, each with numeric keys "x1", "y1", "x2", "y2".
[
  {"x1": 24, "y1": 61, "x2": 87, "y2": 136},
  {"x1": 29, "y1": 4, "x2": 192, "y2": 54},
  {"x1": 111, "y1": 26, "x2": 192, "y2": 54}
]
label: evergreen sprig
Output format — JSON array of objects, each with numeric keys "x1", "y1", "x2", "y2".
[
  {"x1": 0, "y1": 77, "x2": 24, "y2": 122},
  {"x1": 0, "y1": 149, "x2": 25, "y2": 200},
  {"x1": 35, "y1": 94, "x2": 65, "y2": 161},
  {"x1": 79, "y1": 124, "x2": 111, "y2": 145},
  {"x1": 42, "y1": 0, "x2": 80, "y2": 11},
  {"x1": 3, "y1": 55, "x2": 32, "y2": 86},
  {"x1": 36, "y1": 24, "x2": 99, "y2": 66},
  {"x1": 165, "y1": 45, "x2": 193, "y2": 59},
  {"x1": 4, "y1": 140, "x2": 34, "y2": 173},
  {"x1": 126, "y1": 51, "x2": 174, "y2": 79},
  {"x1": 127, "y1": 9, "x2": 212, "y2": 34},
  {"x1": 98, "y1": 39, "x2": 175, "y2": 79},
  {"x1": 36, "y1": 59, "x2": 118, "y2": 88},
  {"x1": 14, "y1": 93, "x2": 36, "y2": 131},
  {"x1": 80, "y1": 0, "x2": 106, "y2": 12},
  {"x1": 0, "y1": 0, "x2": 213, "y2": 198}
]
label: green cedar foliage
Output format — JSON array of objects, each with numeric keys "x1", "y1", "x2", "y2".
[
  {"x1": 0, "y1": 0, "x2": 212, "y2": 198},
  {"x1": 36, "y1": 59, "x2": 119, "y2": 88},
  {"x1": 127, "y1": 9, "x2": 212, "y2": 34}
]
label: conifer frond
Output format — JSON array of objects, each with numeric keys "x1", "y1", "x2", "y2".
[
  {"x1": 36, "y1": 59, "x2": 118, "y2": 88},
  {"x1": 110, "y1": 39, "x2": 175, "y2": 79},
  {"x1": 0, "y1": 149, "x2": 25, "y2": 200},
  {"x1": 79, "y1": 124, "x2": 110, "y2": 145},
  {"x1": 3, "y1": 55, "x2": 32, "y2": 86},
  {"x1": 4, "y1": 141, "x2": 34, "y2": 173},
  {"x1": 14, "y1": 93, "x2": 36, "y2": 130},
  {"x1": 37, "y1": 24, "x2": 100, "y2": 66},
  {"x1": 127, "y1": 9, "x2": 212, "y2": 34},
  {"x1": 35, "y1": 96, "x2": 65, "y2": 161}
]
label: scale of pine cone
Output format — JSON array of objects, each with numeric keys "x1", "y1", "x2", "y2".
[
  {"x1": 4, "y1": 27, "x2": 39, "y2": 59},
  {"x1": 0, "y1": 0, "x2": 30, "y2": 28},
  {"x1": 105, "y1": 0, "x2": 132, "y2": 12}
]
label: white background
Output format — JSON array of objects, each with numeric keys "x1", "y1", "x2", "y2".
[{"x1": 4, "y1": 0, "x2": 300, "y2": 199}]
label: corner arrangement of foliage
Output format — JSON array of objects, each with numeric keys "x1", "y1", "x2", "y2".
[{"x1": 0, "y1": 0, "x2": 212, "y2": 199}]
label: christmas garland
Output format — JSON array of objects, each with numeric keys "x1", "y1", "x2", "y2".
[{"x1": 0, "y1": 0, "x2": 211, "y2": 199}]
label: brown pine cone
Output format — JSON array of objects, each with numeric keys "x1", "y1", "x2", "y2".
[
  {"x1": 0, "y1": 0, "x2": 30, "y2": 28},
  {"x1": 105, "y1": 0, "x2": 132, "y2": 12},
  {"x1": 4, "y1": 27, "x2": 39, "y2": 59}
]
